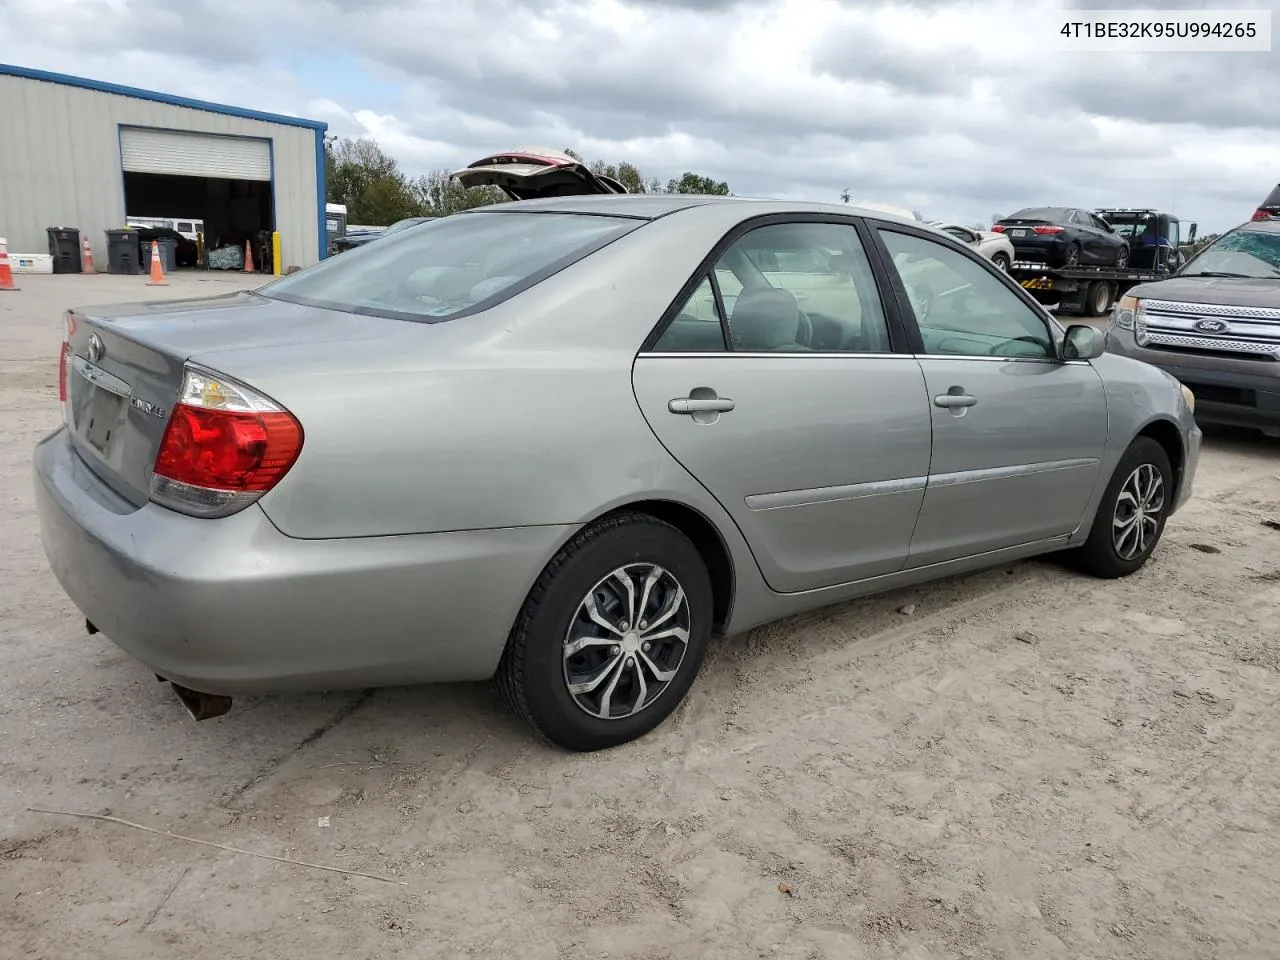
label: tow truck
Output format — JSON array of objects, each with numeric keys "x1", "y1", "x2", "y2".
[{"x1": 1010, "y1": 208, "x2": 1196, "y2": 316}]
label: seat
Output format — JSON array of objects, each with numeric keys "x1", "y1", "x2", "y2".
[{"x1": 730, "y1": 287, "x2": 808, "y2": 352}]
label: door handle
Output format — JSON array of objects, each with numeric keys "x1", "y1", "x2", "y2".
[
  {"x1": 669, "y1": 397, "x2": 736, "y2": 414},
  {"x1": 934, "y1": 393, "x2": 977, "y2": 409}
]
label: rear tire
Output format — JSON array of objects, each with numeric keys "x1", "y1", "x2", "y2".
[
  {"x1": 1062, "y1": 242, "x2": 1081, "y2": 267},
  {"x1": 992, "y1": 253, "x2": 1011, "y2": 272},
  {"x1": 1088, "y1": 280, "x2": 1115, "y2": 316},
  {"x1": 1070, "y1": 437, "x2": 1174, "y2": 579},
  {"x1": 495, "y1": 512, "x2": 714, "y2": 751}
]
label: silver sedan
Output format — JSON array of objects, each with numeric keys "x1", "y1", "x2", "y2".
[{"x1": 35, "y1": 195, "x2": 1201, "y2": 750}]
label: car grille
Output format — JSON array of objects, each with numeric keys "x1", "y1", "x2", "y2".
[{"x1": 1137, "y1": 299, "x2": 1280, "y2": 361}]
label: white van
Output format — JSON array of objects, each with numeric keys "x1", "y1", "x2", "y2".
[{"x1": 126, "y1": 217, "x2": 204, "y2": 241}]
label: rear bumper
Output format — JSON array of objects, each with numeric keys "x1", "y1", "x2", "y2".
[
  {"x1": 1105, "y1": 328, "x2": 1280, "y2": 433},
  {"x1": 34, "y1": 427, "x2": 571, "y2": 695}
]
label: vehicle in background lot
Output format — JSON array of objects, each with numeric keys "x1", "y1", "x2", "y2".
[
  {"x1": 34, "y1": 191, "x2": 1201, "y2": 751},
  {"x1": 1011, "y1": 209, "x2": 1195, "y2": 316},
  {"x1": 331, "y1": 217, "x2": 436, "y2": 254},
  {"x1": 1105, "y1": 218, "x2": 1280, "y2": 438},
  {"x1": 1095, "y1": 209, "x2": 1195, "y2": 273},
  {"x1": 452, "y1": 147, "x2": 629, "y2": 198},
  {"x1": 326, "y1": 203, "x2": 349, "y2": 256},
  {"x1": 1252, "y1": 184, "x2": 1280, "y2": 221},
  {"x1": 994, "y1": 207, "x2": 1130, "y2": 269},
  {"x1": 927, "y1": 222, "x2": 1015, "y2": 271},
  {"x1": 127, "y1": 216, "x2": 204, "y2": 242}
]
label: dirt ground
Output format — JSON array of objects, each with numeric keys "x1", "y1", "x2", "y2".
[{"x1": 2, "y1": 273, "x2": 1279, "y2": 960}]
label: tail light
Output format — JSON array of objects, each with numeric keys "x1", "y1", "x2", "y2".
[
  {"x1": 990, "y1": 224, "x2": 1006, "y2": 232},
  {"x1": 1032, "y1": 225, "x2": 1064, "y2": 235},
  {"x1": 150, "y1": 365, "x2": 304, "y2": 519},
  {"x1": 1252, "y1": 208, "x2": 1271, "y2": 221}
]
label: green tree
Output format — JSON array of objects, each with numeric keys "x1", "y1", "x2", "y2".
[
  {"x1": 666, "y1": 171, "x2": 731, "y2": 195},
  {"x1": 411, "y1": 169, "x2": 508, "y2": 217},
  {"x1": 325, "y1": 137, "x2": 422, "y2": 224}
]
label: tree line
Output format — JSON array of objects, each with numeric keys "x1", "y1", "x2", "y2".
[{"x1": 325, "y1": 137, "x2": 732, "y2": 225}]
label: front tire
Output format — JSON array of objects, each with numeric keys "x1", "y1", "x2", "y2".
[
  {"x1": 1071, "y1": 437, "x2": 1174, "y2": 578},
  {"x1": 992, "y1": 252, "x2": 1011, "y2": 272},
  {"x1": 495, "y1": 512, "x2": 714, "y2": 751},
  {"x1": 1114, "y1": 246, "x2": 1129, "y2": 269}
]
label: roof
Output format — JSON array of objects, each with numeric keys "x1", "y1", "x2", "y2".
[
  {"x1": 0, "y1": 62, "x2": 327, "y2": 132},
  {"x1": 463, "y1": 193, "x2": 918, "y2": 223}
]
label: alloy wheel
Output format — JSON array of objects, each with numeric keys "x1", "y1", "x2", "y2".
[
  {"x1": 1112, "y1": 463, "x2": 1165, "y2": 560},
  {"x1": 563, "y1": 564, "x2": 691, "y2": 720}
]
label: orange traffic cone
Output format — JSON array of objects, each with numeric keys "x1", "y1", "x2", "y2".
[
  {"x1": 243, "y1": 239, "x2": 254, "y2": 273},
  {"x1": 145, "y1": 240, "x2": 168, "y2": 286},
  {"x1": 0, "y1": 238, "x2": 18, "y2": 292},
  {"x1": 80, "y1": 233, "x2": 96, "y2": 274}
]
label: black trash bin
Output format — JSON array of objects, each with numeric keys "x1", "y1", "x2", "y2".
[
  {"x1": 106, "y1": 229, "x2": 141, "y2": 275},
  {"x1": 47, "y1": 227, "x2": 82, "y2": 274},
  {"x1": 140, "y1": 238, "x2": 177, "y2": 274}
]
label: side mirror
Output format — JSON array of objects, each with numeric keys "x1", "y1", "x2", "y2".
[
  {"x1": 1188, "y1": 222, "x2": 1198, "y2": 242},
  {"x1": 1062, "y1": 324, "x2": 1105, "y2": 361}
]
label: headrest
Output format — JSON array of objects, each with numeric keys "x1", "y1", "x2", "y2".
[{"x1": 731, "y1": 287, "x2": 801, "y2": 350}]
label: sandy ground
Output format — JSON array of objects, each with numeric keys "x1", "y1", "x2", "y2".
[{"x1": 2, "y1": 273, "x2": 1279, "y2": 960}]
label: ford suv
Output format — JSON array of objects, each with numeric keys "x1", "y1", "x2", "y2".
[{"x1": 1105, "y1": 218, "x2": 1280, "y2": 437}]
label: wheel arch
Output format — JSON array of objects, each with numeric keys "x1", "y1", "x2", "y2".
[
  {"x1": 1135, "y1": 416, "x2": 1185, "y2": 502},
  {"x1": 584, "y1": 499, "x2": 736, "y2": 636}
]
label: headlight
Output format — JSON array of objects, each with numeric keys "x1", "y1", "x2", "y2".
[
  {"x1": 1112, "y1": 294, "x2": 1140, "y2": 331},
  {"x1": 1181, "y1": 383, "x2": 1196, "y2": 413}
]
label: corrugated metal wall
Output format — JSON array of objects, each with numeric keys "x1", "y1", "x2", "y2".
[{"x1": 0, "y1": 74, "x2": 320, "y2": 270}]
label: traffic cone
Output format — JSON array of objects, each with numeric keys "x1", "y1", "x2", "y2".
[
  {"x1": 243, "y1": 239, "x2": 254, "y2": 273},
  {"x1": 80, "y1": 234, "x2": 96, "y2": 274},
  {"x1": 0, "y1": 238, "x2": 18, "y2": 292},
  {"x1": 145, "y1": 240, "x2": 168, "y2": 286}
]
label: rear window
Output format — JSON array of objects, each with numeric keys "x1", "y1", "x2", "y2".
[
  {"x1": 261, "y1": 211, "x2": 640, "y2": 322},
  {"x1": 1264, "y1": 184, "x2": 1280, "y2": 208},
  {"x1": 177, "y1": 222, "x2": 193, "y2": 233},
  {"x1": 1008, "y1": 208, "x2": 1066, "y2": 221}
]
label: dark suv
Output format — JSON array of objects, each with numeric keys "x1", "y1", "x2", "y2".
[
  {"x1": 1104, "y1": 218, "x2": 1280, "y2": 438},
  {"x1": 1253, "y1": 184, "x2": 1280, "y2": 222}
]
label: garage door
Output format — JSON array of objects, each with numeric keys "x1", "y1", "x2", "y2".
[{"x1": 120, "y1": 127, "x2": 272, "y2": 181}]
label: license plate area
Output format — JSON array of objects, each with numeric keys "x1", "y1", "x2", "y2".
[
  {"x1": 71, "y1": 356, "x2": 131, "y2": 458},
  {"x1": 1009, "y1": 228, "x2": 1027, "y2": 238},
  {"x1": 83, "y1": 388, "x2": 125, "y2": 455}
]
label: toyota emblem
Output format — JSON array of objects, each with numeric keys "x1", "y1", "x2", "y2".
[{"x1": 87, "y1": 333, "x2": 103, "y2": 363}]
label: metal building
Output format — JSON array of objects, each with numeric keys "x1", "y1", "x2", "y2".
[{"x1": 0, "y1": 63, "x2": 328, "y2": 272}]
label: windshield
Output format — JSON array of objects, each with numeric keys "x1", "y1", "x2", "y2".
[
  {"x1": 1180, "y1": 228, "x2": 1280, "y2": 280},
  {"x1": 261, "y1": 212, "x2": 639, "y2": 321}
]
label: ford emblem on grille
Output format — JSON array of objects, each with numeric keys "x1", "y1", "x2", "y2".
[
  {"x1": 87, "y1": 333, "x2": 104, "y2": 363},
  {"x1": 1193, "y1": 318, "x2": 1229, "y2": 333}
]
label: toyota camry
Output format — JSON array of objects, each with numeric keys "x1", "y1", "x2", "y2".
[{"x1": 35, "y1": 191, "x2": 1201, "y2": 751}]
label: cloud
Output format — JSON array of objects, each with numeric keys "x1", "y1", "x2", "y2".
[{"x1": 1, "y1": 0, "x2": 1276, "y2": 231}]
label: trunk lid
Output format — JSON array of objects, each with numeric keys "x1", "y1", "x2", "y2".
[
  {"x1": 451, "y1": 147, "x2": 627, "y2": 200},
  {"x1": 62, "y1": 290, "x2": 403, "y2": 506}
]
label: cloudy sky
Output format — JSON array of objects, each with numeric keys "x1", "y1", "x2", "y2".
[{"x1": 2, "y1": 0, "x2": 1276, "y2": 232}]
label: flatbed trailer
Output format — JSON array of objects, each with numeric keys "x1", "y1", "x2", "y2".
[{"x1": 1009, "y1": 261, "x2": 1169, "y2": 317}]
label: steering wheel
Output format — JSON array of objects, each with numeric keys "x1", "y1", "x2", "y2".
[{"x1": 909, "y1": 283, "x2": 935, "y2": 322}]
